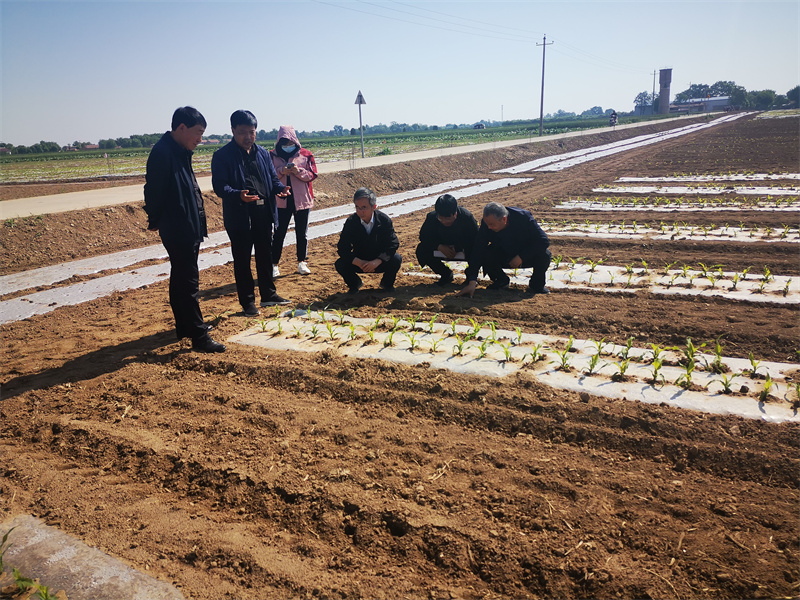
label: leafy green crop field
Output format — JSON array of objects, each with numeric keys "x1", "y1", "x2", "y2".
[{"x1": 0, "y1": 115, "x2": 673, "y2": 183}]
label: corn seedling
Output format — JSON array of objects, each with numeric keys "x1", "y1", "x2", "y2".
[
  {"x1": 309, "y1": 324, "x2": 319, "y2": 339},
  {"x1": 675, "y1": 358, "x2": 696, "y2": 389},
  {"x1": 272, "y1": 318, "x2": 283, "y2": 336},
  {"x1": 465, "y1": 317, "x2": 482, "y2": 341},
  {"x1": 647, "y1": 356, "x2": 666, "y2": 386},
  {"x1": 618, "y1": 337, "x2": 635, "y2": 360},
  {"x1": 429, "y1": 336, "x2": 445, "y2": 353},
  {"x1": 759, "y1": 374, "x2": 776, "y2": 402},
  {"x1": 584, "y1": 352, "x2": 604, "y2": 376},
  {"x1": 256, "y1": 317, "x2": 271, "y2": 332},
  {"x1": 611, "y1": 358, "x2": 631, "y2": 381},
  {"x1": 668, "y1": 273, "x2": 679, "y2": 288},
  {"x1": 709, "y1": 372, "x2": 738, "y2": 394},
  {"x1": 205, "y1": 309, "x2": 231, "y2": 327},
  {"x1": 404, "y1": 331, "x2": 420, "y2": 351},
  {"x1": 372, "y1": 314, "x2": 385, "y2": 330},
  {"x1": 679, "y1": 338, "x2": 706, "y2": 367},
  {"x1": 325, "y1": 322, "x2": 338, "y2": 341},
  {"x1": 523, "y1": 342, "x2": 546, "y2": 364},
  {"x1": 0, "y1": 527, "x2": 15, "y2": 571},
  {"x1": 497, "y1": 341, "x2": 514, "y2": 362},
  {"x1": 477, "y1": 339, "x2": 493, "y2": 359},
  {"x1": 730, "y1": 273, "x2": 741, "y2": 290},
  {"x1": 347, "y1": 323, "x2": 358, "y2": 340},
  {"x1": 452, "y1": 335, "x2": 466, "y2": 356},
  {"x1": 663, "y1": 261, "x2": 678, "y2": 275},
  {"x1": 640, "y1": 259, "x2": 649, "y2": 274},
  {"x1": 624, "y1": 263, "x2": 635, "y2": 275},
  {"x1": 762, "y1": 265, "x2": 773, "y2": 283},
  {"x1": 408, "y1": 312, "x2": 423, "y2": 331},
  {"x1": 290, "y1": 324, "x2": 303, "y2": 338},
  {"x1": 741, "y1": 266, "x2": 751, "y2": 280},
  {"x1": 334, "y1": 309, "x2": 350, "y2": 325},
  {"x1": 754, "y1": 279, "x2": 768, "y2": 294},
  {"x1": 587, "y1": 258, "x2": 604, "y2": 272},
  {"x1": 383, "y1": 330, "x2": 396, "y2": 348},
  {"x1": 449, "y1": 318, "x2": 462, "y2": 336},
  {"x1": 680, "y1": 264, "x2": 692, "y2": 278},
  {"x1": 708, "y1": 336, "x2": 727, "y2": 373},
  {"x1": 551, "y1": 336, "x2": 574, "y2": 371},
  {"x1": 514, "y1": 327, "x2": 524, "y2": 345},
  {"x1": 388, "y1": 314, "x2": 403, "y2": 331},
  {"x1": 367, "y1": 327, "x2": 376, "y2": 343},
  {"x1": 484, "y1": 320, "x2": 498, "y2": 341},
  {"x1": 426, "y1": 314, "x2": 439, "y2": 334},
  {"x1": 589, "y1": 337, "x2": 609, "y2": 356},
  {"x1": 647, "y1": 343, "x2": 671, "y2": 364},
  {"x1": 747, "y1": 352, "x2": 765, "y2": 377},
  {"x1": 783, "y1": 279, "x2": 792, "y2": 297}
]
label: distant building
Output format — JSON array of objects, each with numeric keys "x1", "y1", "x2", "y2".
[
  {"x1": 473, "y1": 123, "x2": 486, "y2": 129},
  {"x1": 670, "y1": 96, "x2": 731, "y2": 114}
]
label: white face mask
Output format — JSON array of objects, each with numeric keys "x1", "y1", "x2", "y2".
[{"x1": 282, "y1": 145, "x2": 296, "y2": 153}]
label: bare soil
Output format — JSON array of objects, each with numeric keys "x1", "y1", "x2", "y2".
[{"x1": 1, "y1": 115, "x2": 798, "y2": 600}]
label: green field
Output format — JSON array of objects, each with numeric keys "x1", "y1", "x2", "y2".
[{"x1": 0, "y1": 114, "x2": 675, "y2": 183}]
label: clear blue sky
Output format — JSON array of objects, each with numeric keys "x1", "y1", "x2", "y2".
[{"x1": 1, "y1": 0, "x2": 797, "y2": 146}]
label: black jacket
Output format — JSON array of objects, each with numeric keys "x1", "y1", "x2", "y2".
[
  {"x1": 417, "y1": 206, "x2": 479, "y2": 257},
  {"x1": 337, "y1": 210, "x2": 399, "y2": 263},
  {"x1": 143, "y1": 132, "x2": 207, "y2": 245},
  {"x1": 211, "y1": 141, "x2": 286, "y2": 231},
  {"x1": 465, "y1": 207, "x2": 550, "y2": 281}
]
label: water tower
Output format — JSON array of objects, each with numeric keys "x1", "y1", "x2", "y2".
[{"x1": 658, "y1": 68, "x2": 672, "y2": 114}]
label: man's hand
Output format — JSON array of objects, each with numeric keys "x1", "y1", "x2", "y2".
[
  {"x1": 277, "y1": 186, "x2": 292, "y2": 198},
  {"x1": 437, "y1": 244, "x2": 457, "y2": 260},
  {"x1": 283, "y1": 164, "x2": 298, "y2": 176},
  {"x1": 356, "y1": 258, "x2": 382, "y2": 273},
  {"x1": 241, "y1": 190, "x2": 259, "y2": 203},
  {"x1": 454, "y1": 280, "x2": 478, "y2": 298},
  {"x1": 509, "y1": 255, "x2": 523, "y2": 269}
]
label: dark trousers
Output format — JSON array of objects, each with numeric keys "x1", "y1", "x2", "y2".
[
  {"x1": 415, "y1": 243, "x2": 454, "y2": 277},
  {"x1": 483, "y1": 246, "x2": 552, "y2": 290},
  {"x1": 272, "y1": 197, "x2": 311, "y2": 263},
  {"x1": 227, "y1": 221, "x2": 275, "y2": 307},
  {"x1": 335, "y1": 253, "x2": 402, "y2": 289},
  {"x1": 161, "y1": 238, "x2": 207, "y2": 341}
]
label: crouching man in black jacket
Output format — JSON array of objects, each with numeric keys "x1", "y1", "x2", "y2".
[
  {"x1": 415, "y1": 193, "x2": 479, "y2": 286},
  {"x1": 455, "y1": 202, "x2": 551, "y2": 298},
  {"x1": 335, "y1": 187, "x2": 401, "y2": 294}
]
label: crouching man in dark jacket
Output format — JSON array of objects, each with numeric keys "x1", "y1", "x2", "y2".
[
  {"x1": 456, "y1": 202, "x2": 551, "y2": 298},
  {"x1": 415, "y1": 193, "x2": 479, "y2": 286},
  {"x1": 335, "y1": 187, "x2": 401, "y2": 294}
]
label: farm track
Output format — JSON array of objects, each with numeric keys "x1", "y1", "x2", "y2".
[{"x1": 1, "y1": 113, "x2": 799, "y2": 600}]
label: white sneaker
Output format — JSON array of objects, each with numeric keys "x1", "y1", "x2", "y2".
[
  {"x1": 272, "y1": 264, "x2": 280, "y2": 278},
  {"x1": 297, "y1": 261, "x2": 311, "y2": 275}
]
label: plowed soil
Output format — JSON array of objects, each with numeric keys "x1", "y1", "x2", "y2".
[{"x1": 1, "y1": 115, "x2": 798, "y2": 600}]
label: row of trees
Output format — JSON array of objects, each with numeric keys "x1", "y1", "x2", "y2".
[
  {"x1": 633, "y1": 81, "x2": 799, "y2": 112},
  {"x1": 97, "y1": 133, "x2": 163, "y2": 149}
]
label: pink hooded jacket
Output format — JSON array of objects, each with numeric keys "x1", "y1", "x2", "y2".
[{"x1": 269, "y1": 125, "x2": 317, "y2": 211}]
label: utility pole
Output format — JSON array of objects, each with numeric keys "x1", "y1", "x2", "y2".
[{"x1": 537, "y1": 34, "x2": 553, "y2": 136}]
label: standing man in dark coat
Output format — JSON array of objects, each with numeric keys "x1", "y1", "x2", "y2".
[
  {"x1": 144, "y1": 106, "x2": 224, "y2": 353},
  {"x1": 211, "y1": 110, "x2": 290, "y2": 316},
  {"x1": 335, "y1": 187, "x2": 401, "y2": 294},
  {"x1": 415, "y1": 193, "x2": 479, "y2": 286},
  {"x1": 456, "y1": 202, "x2": 551, "y2": 298}
]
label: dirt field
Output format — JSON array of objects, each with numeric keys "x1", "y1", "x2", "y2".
[{"x1": 1, "y1": 115, "x2": 798, "y2": 600}]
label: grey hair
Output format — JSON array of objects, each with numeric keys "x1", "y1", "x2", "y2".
[
  {"x1": 483, "y1": 202, "x2": 508, "y2": 220},
  {"x1": 353, "y1": 187, "x2": 377, "y2": 207}
]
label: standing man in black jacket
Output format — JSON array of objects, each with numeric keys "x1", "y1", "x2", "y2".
[
  {"x1": 415, "y1": 193, "x2": 479, "y2": 286},
  {"x1": 144, "y1": 106, "x2": 225, "y2": 353},
  {"x1": 456, "y1": 202, "x2": 551, "y2": 298},
  {"x1": 211, "y1": 110, "x2": 291, "y2": 316},
  {"x1": 335, "y1": 187, "x2": 401, "y2": 294}
]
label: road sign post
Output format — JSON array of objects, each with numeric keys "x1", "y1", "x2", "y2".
[{"x1": 355, "y1": 90, "x2": 366, "y2": 158}]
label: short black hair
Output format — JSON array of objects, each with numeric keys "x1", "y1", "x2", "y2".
[
  {"x1": 231, "y1": 110, "x2": 258, "y2": 129},
  {"x1": 353, "y1": 187, "x2": 377, "y2": 207},
  {"x1": 434, "y1": 194, "x2": 458, "y2": 217},
  {"x1": 171, "y1": 106, "x2": 206, "y2": 131}
]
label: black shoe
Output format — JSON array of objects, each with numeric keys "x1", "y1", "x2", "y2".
[
  {"x1": 347, "y1": 281, "x2": 363, "y2": 295},
  {"x1": 436, "y1": 271, "x2": 454, "y2": 286},
  {"x1": 378, "y1": 282, "x2": 395, "y2": 292},
  {"x1": 192, "y1": 336, "x2": 226, "y2": 353},
  {"x1": 243, "y1": 303, "x2": 260, "y2": 317},
  {"x1": 260, "y1": 294, "x2": 290, "y2": 307},
  {"x1": 487, "y1": 278, "x2": 510, "y2": 291},
  {"x1": 527, "y1": 285, "x2": 550, "y2": 295}
]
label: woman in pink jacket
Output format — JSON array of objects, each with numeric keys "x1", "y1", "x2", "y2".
[{"x1": 269, "y1": 125, "x2": 318, "y2": 276}]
